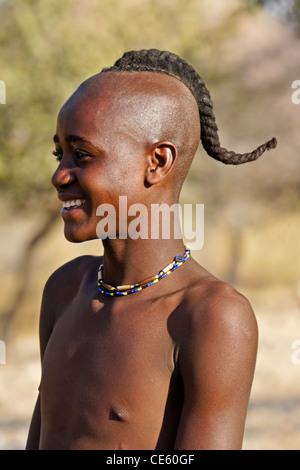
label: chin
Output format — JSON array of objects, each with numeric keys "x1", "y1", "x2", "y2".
[{"x1": 64, "y1": 225, "x2": 97, "y2": 243}]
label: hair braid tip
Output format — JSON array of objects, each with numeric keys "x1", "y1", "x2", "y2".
[{"x1": 266, "y1": 137, "x2": 278, "y2": 150}]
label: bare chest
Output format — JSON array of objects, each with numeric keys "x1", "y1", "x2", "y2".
[{"x1": 39, "y1": 293, "x2": 181, "y2": 448}]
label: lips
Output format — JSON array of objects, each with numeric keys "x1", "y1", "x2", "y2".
[
  {"x1": 62, "y1": 198, "x2": 86, "y2": 210},
  {"x1": 57, "y1": 191, "x2": 87, "y2": 212}
]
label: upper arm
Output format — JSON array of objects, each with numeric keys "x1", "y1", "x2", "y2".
[
  {"x1": 26, "y1": 270, "x2": 59, "y2": 450},
  {"x1": 39, "y1": 255, "x2": 92, "y2": 358},
  {"x1": 26, "y1": 257, "x2": 88, "y2": 450},
  {"x1": 174, "y1": 286, "x2": 258, "y2": 450}
]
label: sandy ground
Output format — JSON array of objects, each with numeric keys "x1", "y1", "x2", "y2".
[{"x1": 1, "y1": 300, "x2": 300, "y2": 450}]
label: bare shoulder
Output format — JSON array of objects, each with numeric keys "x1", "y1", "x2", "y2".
[
  {"x1": 39, "y1": 255, "x2": 101, "y2": 356},
  {"x1": 183, "y1": 271, "x2": 258, "y2": 342},
  {"x1": 41, "y1": 254, "x2": 100, "y2": 298},
  {"x1": 42, "y1": 254, "x2": 103, "y2": 311},
  {"x1": 43, "y1": 255, "x2": 100, "y2": 294},
  {"x1": 175, "y1": 270, "x2": 258, "y2": 369}
]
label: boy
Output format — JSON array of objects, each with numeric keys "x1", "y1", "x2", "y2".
[{"x1": 26, "y1": 49, "x2": 277, "y2": 450}]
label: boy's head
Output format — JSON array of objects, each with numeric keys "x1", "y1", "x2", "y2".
[{"x1": 52, "y1": 49, "x2": 277, "y2": 242}]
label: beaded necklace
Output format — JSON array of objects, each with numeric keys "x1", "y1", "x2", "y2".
[{"x1": 97, "y1": 246, "x2": 191, "y2": 296}]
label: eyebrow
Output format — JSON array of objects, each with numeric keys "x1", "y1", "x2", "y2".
[
  {"x1": 53, "y1": 134, "x2": 106, "y2": 155},
  {"x1": 53, "y1": 134, "x2": 93, "y2": 145}
]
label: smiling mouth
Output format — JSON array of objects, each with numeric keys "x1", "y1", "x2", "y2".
[{"x1": 62, "y1": 199, "x2": 86, "y2": 210}]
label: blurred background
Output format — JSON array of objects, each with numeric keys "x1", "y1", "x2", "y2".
[{"x1": 0, "y1": 0, "x2": 300, "y2": 450}]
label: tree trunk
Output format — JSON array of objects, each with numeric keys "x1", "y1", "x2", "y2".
[{"x1": 1, "y1": 208, "x2": 59, "y2": 340}]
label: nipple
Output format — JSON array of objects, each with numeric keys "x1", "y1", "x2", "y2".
[{"x1": 109, "y1": 406, "x2": 128, "y2": 422}]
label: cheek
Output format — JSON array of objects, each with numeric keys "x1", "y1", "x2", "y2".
[{"x1": 89, "y1": 164, "x2": 146, "y2": 203}]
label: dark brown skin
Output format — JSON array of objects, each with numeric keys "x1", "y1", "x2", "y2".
[{"x1": 26, "y1": 72, "x2": 258, "y2": 450}]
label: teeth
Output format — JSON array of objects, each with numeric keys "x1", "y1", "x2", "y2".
[{"x1": 63, "y1": 199, "x2": 85, "y2": 209}]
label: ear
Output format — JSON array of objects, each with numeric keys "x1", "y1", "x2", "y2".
[{"x1": 145, "y1": 141, "x2": 178, "y2": 186}]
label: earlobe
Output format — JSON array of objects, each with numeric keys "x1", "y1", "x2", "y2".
[{"x1": 145, "y1": 142, "x2": 177, "y2": 186}]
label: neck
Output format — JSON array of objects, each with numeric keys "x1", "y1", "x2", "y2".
[{"x1": 101, "y1": 238, "x2": 186, "y2": 288}]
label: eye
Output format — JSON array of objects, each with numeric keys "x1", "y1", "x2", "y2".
[
  {"x1": 52, "y1": 150, "x2": 63, "y2": 162},
  {"x1": 74, "y1": 149, "x2": 91, "y2": 162}
]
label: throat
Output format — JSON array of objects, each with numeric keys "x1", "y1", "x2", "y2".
[{"x1": 98, "y1": 246, "x2": 191, "y2": 297}]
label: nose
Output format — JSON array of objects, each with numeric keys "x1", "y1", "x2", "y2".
[{"x1": 52, "y1": 158, "x2": 76, "y2": 190}]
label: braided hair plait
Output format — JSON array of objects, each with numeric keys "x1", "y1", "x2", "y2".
[{"x1": 101, "y1": 49, "x2": 277, "y2": 165}]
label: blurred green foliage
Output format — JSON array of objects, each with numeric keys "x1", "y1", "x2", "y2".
[{"x1": 0, "y1": 0, "x2": 255, "y2": 212}]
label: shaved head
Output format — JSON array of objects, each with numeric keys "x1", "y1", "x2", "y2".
[{"x1": 62, "y1": 71, "x2": 201, "y2": 190}]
